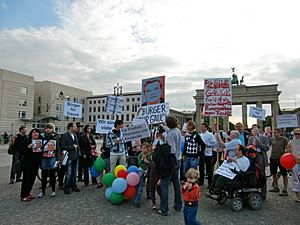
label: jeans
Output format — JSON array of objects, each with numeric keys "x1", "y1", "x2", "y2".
[
  {"x1": 184, "y1": 157, "x2": 198, "y2": 174},
  {"x1": 41, "y1": 157, "x2": 56, "y2": 170},
  {"x1": 183, "y1": 205, "x2": 201, "y2": 225},
  {"x1": 170, "y1": 160, "x2": 182, "y2": 210},
  {"x1": 10, "y1": 152, "x2": 22, "y2": 181},
  {"x1": 134, "y1": 173, "x2": 146, "y2": 204},
  {"x1": 64, "y1": 159, "x2": 78, "y2": 191},
  {"x1": 160, "y1": 177, "x2": 170, "y2": 214}
]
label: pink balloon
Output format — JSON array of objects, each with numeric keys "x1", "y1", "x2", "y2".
[{"x1": 126, "y1": 173, "x2": 140, "y2": 186}]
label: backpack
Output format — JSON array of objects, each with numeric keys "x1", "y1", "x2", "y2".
[{"x1": 7, "y1": 137, "x2": 16, "y2": 155}]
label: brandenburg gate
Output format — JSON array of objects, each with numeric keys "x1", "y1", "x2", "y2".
[{"x1": 194, "y1": 84, "x2": 281, "y2": 130}]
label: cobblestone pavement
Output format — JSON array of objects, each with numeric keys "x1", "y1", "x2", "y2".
[{"x1": 0, "y1": 145, "x2": 299, "y2": 225}]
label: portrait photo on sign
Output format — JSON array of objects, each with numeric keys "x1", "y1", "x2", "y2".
[
  {"x1": 32, "y1": 139, "x2": 42, "y2": 152},
  {"x1": 43, "y1": 140, "x2": 56, "y2": 157},
  {"x1": 141, "y1": 76, "x2": 165, "y2": 106}
]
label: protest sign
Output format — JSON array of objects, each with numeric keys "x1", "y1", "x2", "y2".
[
  {"x1": 204, "y1": 78, "x2": 232, "y2": 117},
  {"x1": 106, "y1": 95, "x2": 124, "y2": 115},
  {"x1": 137, "y1": 102, "x2": 169, "y2": 124},
  {"x1": 95, "y1": 119, "x2": 115, "y2": 134},
  {"x1": 64, "y1": 101, "x2": 82, "y2": 118},
  {"x1": 121, "y1": 123, "x2": 150, "y2": 142},
  {"x1": 249, "y1": 106, "x2": 266, "y2": 121},
  {"x1": 276, "y1": 114, "x2": 298, "y2": 128},
  {"x1": 215, "y1": 161, "x2": 238, "y2": 180},
  {"x1": 141, "y1": 76, "x2": 165, "y2": 106},
  {"x1": 132, "y1": 118, "x2": 145, "y2": 126}
]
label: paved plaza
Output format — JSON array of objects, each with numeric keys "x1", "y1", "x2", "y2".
[{"x1": 0, "y1": 144, "x2": 299, "y2": 225}]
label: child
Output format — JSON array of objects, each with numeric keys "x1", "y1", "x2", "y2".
[
  {"x1": 133, "y1": 143, "x2": 151, "y2": 207},
  {"x1": 181, "y1": 168, "x2": 201, "y2": 225}
]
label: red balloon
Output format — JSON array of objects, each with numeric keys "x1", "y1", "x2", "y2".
[
  {"x1": 280, "y1": 153, "x2": 297, "y2": 169},
  {"x1": 123, "y1": 186, "x2": 136, "y2": 200},
  {"x1": 117, "y1": 169, "x2": 128, "y2": 179}
]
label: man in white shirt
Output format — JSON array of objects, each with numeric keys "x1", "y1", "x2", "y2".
[
  {"x1": 209, "y1": 145, "x2": 250, "y2": 197},
  {"x1": 200, "y1": 122, "x2": 217, "y2": 187}
]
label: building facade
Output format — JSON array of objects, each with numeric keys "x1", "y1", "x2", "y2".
[
  {"x1": 34, "y1": 81, "x2": 92, "y2": 133},
  {"x1": 0, "y1": 69, "x2": 35, "y2": 134}
]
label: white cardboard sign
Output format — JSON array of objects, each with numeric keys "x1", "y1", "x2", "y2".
[
  {"x1": 64, "y1": 101, "x2": 82, "y2": 118},
  {"x1": 276, "y1": 114, "x2": 298, "y2": 128},
  {"x1": 95, "y1": 119, "x2": 115, "y2": 134},
  {"x1": 215, "y1": 161, "x2": 239, "y2": 180},
  {"x1": 249, "y1": 106, "x2": 266, "y2": 121},
  {"x1": 121, "y1": 123, "x2": 150, "y2": 142},
  {"x1": 106, "y1": 95, "x2": 124, "y2": 115},
  {"x1": 137, "y1": 102, "x2": 170, "y2": 124}
]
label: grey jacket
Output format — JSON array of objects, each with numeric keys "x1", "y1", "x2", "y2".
[
  {"x1": 166, "y1": 127, "x2": 182, "y2": 160},
  {"x1": 248, "y1": 134, "x2": 269, "y2": 165}
]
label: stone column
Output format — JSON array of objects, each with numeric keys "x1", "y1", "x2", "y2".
[
  {"x1": 209, "y1": 116, "x2": 215, "y2": 130},
  {"x1": 223, "y1": 116, "x2": 229, "y2": 131},
  {"x1": 271, "y1": 100, "x2": 279, "y2": 129},
  {"x1": 195, "y1": 103, "x2": 201, "y2": 131},
  {"x1": 256, "y1": 101, "x2": 263, "y2": 128},
  {"x1": 242, "y1": 102, "x2": 248, "y2": 128}
]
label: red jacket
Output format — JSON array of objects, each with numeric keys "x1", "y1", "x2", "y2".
[{"x1": 181, "y1": 182, "x2": 201, "y2": 203}]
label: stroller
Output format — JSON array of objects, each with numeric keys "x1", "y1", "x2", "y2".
[{"x1": 207, "y1": 147, "x2": 267, "y2": 211}]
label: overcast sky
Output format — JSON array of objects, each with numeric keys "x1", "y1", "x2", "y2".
[{"x1": 1, "y1": 0, "x2": 300, "y2": 124}]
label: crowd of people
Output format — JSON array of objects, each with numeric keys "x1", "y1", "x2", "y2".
[{"x1": 8, "y1": 118, "x2": 300, "y2": 224}]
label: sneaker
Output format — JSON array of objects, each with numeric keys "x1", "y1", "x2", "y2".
[
  {"x1": 279, "y1": 190, "x2": 288, "y2": 196},
  {"x1": 21, "y1": 197, "x2": 32, "y2": 202},
  {"x1": 38, "y1": 193, "x2": 44, "y2": 198},
  {"x1": 152, "y1": 204, "x2": 157, "y2": 210},
  {"x1": 157, "y1": 209, "x2": 168, "y2": 216},
  {"x1": 51, "y1": 192, "x2": 56, "y2": 197},
  {"x1": 269, "y1": 187, "x2": 280, "y2": 192}
]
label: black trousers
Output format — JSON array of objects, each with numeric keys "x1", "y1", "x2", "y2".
[
  {"x1": 41, "y1": 169, "x2": 56, "y2": 194},
  {"x1": 199, "y1": 156, "x2": 213, "y2": 186},
  {"x1": 78, "y1": 157, "x2": 84, "y2": 180},
  {"x1": 82, "y1": 158, "x2": 97, "y2": 185},
  {"x1": 212, "y1": 151, "x2": 224, "y2": 168},
  {"x1": 58, "y1": 165, "x2": 66, "y2": 187},
  {"x1": 20, "y1": 161, "x2": 39, "y2": 198}
]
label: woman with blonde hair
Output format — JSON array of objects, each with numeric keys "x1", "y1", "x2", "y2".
[{"x1": 285, "y1": 128, "x2": 300, "y2": 202}]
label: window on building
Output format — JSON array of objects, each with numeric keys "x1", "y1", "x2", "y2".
[
  {"x1": 93, "y1": 107, "x2": 96, "y2": 112},
  {"x1": 126, "y1": 114, "x2": 130, "y2": 121},
  {"x1": 102, "y1": 115, "x2": 105, "y2": 119},
  {"x1": 121, "y1": 114, "x2": 124, "y2": 121},
  {"x1": 98, "y1": 115, "x2": 100, "y2": 119},
  {"x1": 89, "y1": 115, "x2": 92, "y2": 122},
  {"x1": 73, "y1": 117, "x2": 76, "y2": 122},
  {"x1": 127, "y1": 105, "x2": 130, "y2": 111},
  {"x1": 81, "y1": 98, "x2": 85, "y2": 104},
  {"x1": 20, "y1": 87, "x2": 28, "y2": 95},
  {"x1": 98, "y1": 107, "x2": 101, "y2": 112},
  {"x1": 116, "y1": 115, "x2": 119, "y2": 120},
  {"x1": 56, "y1": 104, "x2": 62, "y2": 111},
  {"x1": 137, "y1": 97, "x2": 140, "y2": 101},
  {"x1": 65, "y1": 116, "x2": 69, "y2": 121},
  {"x1": 37, "y1": 106, "x2": 41, "y2": 113},
  {"x1": 82, "y1": 108, "x2": 84, "y2": 113},
  {"x1": 102, "y1": 100, "x2": 105, "y2": 104},
  {"x1": 93, "y1": 115, "x2": 96, "y2": 122},
  {"x1": 81, "y1": 117, "x2": 84, "y2": 122},
  {"x1": 18, "y1": 111, "x2": 26, "y2": 119},
  {"x1": 38, "y1": 97, "x2": 41, "y2": 103},
  {"x1": 106, "y1": 115, "x2": 109, "y2": 120},
  {"x1": 132, "y1": 98, "x2": 135, "y2": 102},
  {"x1": 98, "y1": 100, "x2": 101, "y2": 104},
  {"x1": 19, "y1": 99, "x2": 27, "y2": 106},
  {"x1": 56, "y1": 114, "x2": 61, "y2": 120},
  {"x1": 89, "y1": 107, "x2": 92, "y2": 112},
  {"x1": 94, "y1": 100, "x2": 96, "y2": 104},
  {"x1": 55, "y1": 126, "x2": 60, "y2": 133},
  {"x1": 89, "y1": 100, "x2": 92, "y2": 104},
  {"x1": 73, "y1": 97, "x2": 78, "y2": 102},
  {"x1": 132, "y1": 114, "x2": 135, "y2": 120},
  {"x1": 102, "y1": 106, "x2": 105, "y2": 111}
]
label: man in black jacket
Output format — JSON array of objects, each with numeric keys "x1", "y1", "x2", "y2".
[
  {"x1": 10, "y1": 126, "x2": 28, "y2": 184},
  {"x1": 60, "y1": 122, "x2": 80, "y2": 194}
]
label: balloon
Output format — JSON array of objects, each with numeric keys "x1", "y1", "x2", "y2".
[
  {"x1": 110, "y1": 192, "x2": 123, "y2": 205},
  {"x1": 102, "y1": 173, "x2": 116, "y2": 187},
  {"x1": 280, "y1": 153, "x2": 297, "y2": 169},
  {"x1": 105, "y1": 187, "x2": 113, "y2": 200},
  {"x1": 126, "y1": 173, "x2": 140, "y2": 186},
  {"x1": 127, "y1": 165, "x2": 139, "y2": 174},
  {"x1": 114, "y1": 165, "x2": 127, "y2": 176},
  {"x1": 94, "y1": 157, "x2": 106, "y2": 172},
  {"x1": 123, "y1": 186, "x2": 136, "y2": 200},
  {"x1": 117, "y1": 169, "x2": 128, "y2": 179},
  {"x1": 90, "y1": 166, "x2": 100, "y2": 178},
  {"x1": 112, "y1": 178, "x2": 128, "y2": 193}
]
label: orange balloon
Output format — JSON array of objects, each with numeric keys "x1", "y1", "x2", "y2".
[{"x1": 280, "y1": 153, "x2": 297, "y2": 169}]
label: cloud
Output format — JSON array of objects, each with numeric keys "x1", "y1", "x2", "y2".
[{"x1": 0, "y1": 0, "x2": 300, "y2": 114}]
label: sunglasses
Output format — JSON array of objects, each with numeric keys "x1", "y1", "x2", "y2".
[{"x1": 294, "y1": 133, "x2": 300, "y2": 135}]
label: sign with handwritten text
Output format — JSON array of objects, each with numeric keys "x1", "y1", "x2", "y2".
[
  {"x1": 204, "y1": 78, "x2": 232, "y2": 117},
  {"x1": 64, "y1": 101, "x2": 82, "y2": 118},
  {"x1": 249, "y1": 106, "x2": 266, "y2": 121}
]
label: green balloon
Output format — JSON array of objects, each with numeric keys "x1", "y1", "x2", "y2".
[
  {"x1": 110, "y1": 192, "x2": 123, "y2": 205},
  {"x1": 94, "y1": 157, "x2": 106, "y2": 172},
  {"x1": 102, "y1": 173, "x2": 116, "y2": 187}
]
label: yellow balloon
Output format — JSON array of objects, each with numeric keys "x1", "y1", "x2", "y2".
[{"x1": 114, "y1": 165, "x2": 127, "y2": 176}]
